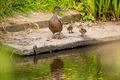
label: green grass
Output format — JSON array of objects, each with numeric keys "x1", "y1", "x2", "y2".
[
  {"x1": 112, "y1": 0, "x2": 120, "y2": 20},
  {"x1": 80, "y1": 0, "x2": 120, "y2": 21},
  {"x1": 0, "y1": 0, "x2": 75, "y2": 18},
  {"x1": 0, "y1": 0, "x2": 120, "y2": 20}
]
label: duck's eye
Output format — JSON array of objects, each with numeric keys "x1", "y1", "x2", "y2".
[{"x1": 54, "y1": 6, "x2": 61, "y2": 11}]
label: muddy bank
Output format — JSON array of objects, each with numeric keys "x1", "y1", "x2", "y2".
[{"x1": 1, "y1": 21, "x2": 120, "y2": 55}]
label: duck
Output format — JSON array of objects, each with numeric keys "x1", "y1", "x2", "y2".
[
  {"x1": 49, "y1": 6, "x2": 63, "y2": 39},
  {"x1": 79, "y1": 24, "x2": 87, "y2": 36},
  {"x1": 67, "y1": 21, "x2": 74, "y2": 34}
]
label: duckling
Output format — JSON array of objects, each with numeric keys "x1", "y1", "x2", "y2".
[
  {"x1": 79, "y1": 24, "x2": 87, "y2": 36},
  {"x1": 67, "y1": 21, "x2": 74, "y2": 34},
  {"x1": 79, "y1": 22, "x2": 83, "y2": 27},
  {"x1": 49, "y1": 6, "x2": 63, "y2": 39}
]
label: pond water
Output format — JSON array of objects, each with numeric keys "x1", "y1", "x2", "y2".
[{"x1": 1, "y1": 40, "x2": 120, "y2": 80}]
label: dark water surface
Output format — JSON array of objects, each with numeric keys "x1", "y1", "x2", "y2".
[{"x1": 13, "y1": 40, "x2": 120, "y2": 80}]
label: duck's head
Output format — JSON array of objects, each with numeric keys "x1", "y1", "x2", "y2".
[
  {"x1": 77, "y1": 23, "x2": 83, "y2": 28},
  {"x1": 54, "y1": 6, "x2": 61, "y2": 11},
  {"x1": 53, "y1": 6, "x2": 64, "y2": 15}
]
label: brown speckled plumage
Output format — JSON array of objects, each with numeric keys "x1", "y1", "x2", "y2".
[
  {"x1": 79, "y1": 24, "x2": 87, "y2": 36},
  {"x1": 67, "y1": 21, "x2": 74, "y2": 33},
  {"x1": 49, "y1": 14, "x2": 63, "y2": 34},
  {"x1": 79, "y1": 28, "x2": 87, "y2": 35}
]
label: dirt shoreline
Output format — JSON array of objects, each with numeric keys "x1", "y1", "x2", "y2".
[{"x1": 1, "y1": 21, "x2": 120, "y2": 55}]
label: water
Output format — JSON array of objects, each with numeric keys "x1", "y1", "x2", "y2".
[
  {"x1": 2, "y1": 40, "x2": 120, "y2": 80},
  {"x1": 50, "y1": 58, "x2": 64, "y2": 80}
]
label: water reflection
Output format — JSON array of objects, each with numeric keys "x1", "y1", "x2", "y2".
[
  {"x1": 11, "y1": 40, "x2": 120, "y2": 80},
  {"x1": 0, "y1": 45, "x2": 14, "y2": 80},
  {"x1": 50, "y1": 58, "x2": 64, "y2": 80},
  {"x1": 33, "y1": 45, "x2": 38, "y2": 64}
]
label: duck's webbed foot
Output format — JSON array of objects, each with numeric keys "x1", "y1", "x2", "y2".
[
  {"x1": 71, "y1": 30, "x2": 74, "y2": 33},
  {"x1": 52, "y1": 32, "x2": 64, "y2": 39},
  {"x1": 68, "y1": 30, "x2": 74, "y2": 34},
  {"x1": 68, "y1": 31, "x2": 71, "y2": 34}
]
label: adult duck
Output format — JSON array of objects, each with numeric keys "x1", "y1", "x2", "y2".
[{"x1": 49, "y1": 6, "x2": 64, "y2": 39}]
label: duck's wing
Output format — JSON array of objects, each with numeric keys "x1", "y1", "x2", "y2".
[
  {"x1": 82, "y1": 28, "x2": 87, "y2": 33},
  {"x1": 58, "y1": 19, "x2": 63, "y2": 27},
  {"x1": 57, "y1": 19, "x2": 63, "y2": 32},
  {"x1": 49, "y1": 19, "x2": 56, "y2": 33},
  {"x1": 49, "y1": 16, "x2": 63, "y2": 33}
]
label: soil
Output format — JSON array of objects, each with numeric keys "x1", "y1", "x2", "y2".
[{"x1": 1, "y1": 21, "x2": 120, "y2": 55}]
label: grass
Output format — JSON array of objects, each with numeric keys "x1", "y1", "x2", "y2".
[
  {"x1": 0, "y1": 0, "x2": 75, "y2": 18},
  {"x1": 0, "y1": 0, "x2": 120, "y2": 20},
  {"x1": 112, "y1": 0, "x2": 120, "y2": 20},
  {"x1": 79, "y1": 0, "x2": 120, "y2": 21}
]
